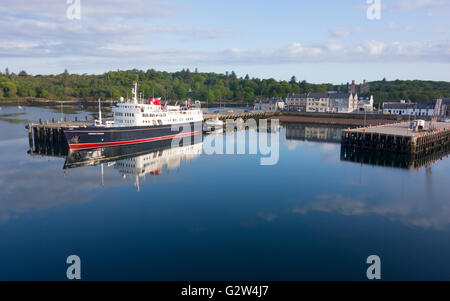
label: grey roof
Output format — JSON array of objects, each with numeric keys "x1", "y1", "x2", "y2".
[
  {"x1": 383, "y1": 102, "x2": 434, "y2": 110},
  {"x1": 288, "y1": 92, "x2": 329, "y2": 98},
  {"x1": 416, "y1": 102, "x2": 434, "y2": 109},
  {"x1": 287, "y1": 93, "x2": 308, "y2": 98},
  {"x1": 308, "y1": 92, "x2": 329, "y2": 98},
  {"x1": 383, "y1": 103, "x2": 416, "y2": 109},
  {"x1": 254, "y1": 97, "x2": 283, "y2": 104},
  {"x1": 288, "y1": 92, "x2": 360, "y2": 99},
  {"x1": 328, "y1": 92, "x2": 351, "y2": 99}
]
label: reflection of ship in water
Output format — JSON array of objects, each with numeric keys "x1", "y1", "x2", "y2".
[
  {"x1": 285, "y1": 123, "x2": 344, "y2": 143},
  {"x1": 340, "y1": 145, "x2": 449, "y2": 170},
  {"x1": 64, "y1": 135, "x2": 201, "y2": 169},
  {"x1": 114, "y1": 141, "x2": 203, "y2": 191},
  {"x1": 63, "y1": 135, "x2": 203, "y2": 190}
]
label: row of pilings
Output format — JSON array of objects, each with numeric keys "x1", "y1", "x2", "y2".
[
  {"x1": 341, "y1": 131, "x2": 414, "y2": 153},
  {"x1": 27, "y1": 123, "x2": 69, "y2": 157},
  {"x1": 341, "y1": 145, "x2": 450, "y2": 169},
  {"x1": 341, "y1": 129, "x2": 450, "y2": 155}
]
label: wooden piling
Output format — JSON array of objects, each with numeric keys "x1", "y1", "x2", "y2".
[{"x1": 28, "y1": 124, "x2": 33, "y2": 154}]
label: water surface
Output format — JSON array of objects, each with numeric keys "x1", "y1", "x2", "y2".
[{"x1": 0, "y1": 106, "x2": 449, "y2": 280}]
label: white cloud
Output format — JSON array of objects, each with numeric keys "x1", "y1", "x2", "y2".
[
  {"x1": 1, "y1": 0, "x2": 449, "y2": 72},
  {"x1": 364, "y1": 40, "x2": 386, "y2": 55},
  {"x1": 2, "y1": 37, "x2": 449, "y2": 66},
  {"x1": 329, "y1": 28, "x2": 350, "y2": 38},
  {"x1": 0, "y1": 0, "x2": 185, "y2": 19},
  {"x1": 389, "y1": 0, "x2": 450, "y2": 12},
  {"x1": 329, "y1": 26, "x2": 365, "y2": 39},
  {"x1": 292, "y1": 193, "x2": 450, "y2": 230}
]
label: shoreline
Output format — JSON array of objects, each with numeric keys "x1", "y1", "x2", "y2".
[
  {"x1": 0, "y1": 99, "x2": 115, "y2": 107},
  {"x1": 1, "y1": 102, "x2": 406, "y2": 127}
]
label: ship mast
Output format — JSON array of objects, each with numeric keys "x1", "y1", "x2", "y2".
[
  {"x1": 98, "y1": 98, "x2": 102, "y2": 124},
  {"x1": 132, "y1": 82, "x2": 138, "y2": 104}
]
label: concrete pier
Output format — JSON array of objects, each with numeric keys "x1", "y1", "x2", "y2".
[{"x1": 341, "y1": 121, "x2": 450, "y2": 154}]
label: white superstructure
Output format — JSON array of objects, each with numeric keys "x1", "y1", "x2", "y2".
[{"x1": 111, "y1": 82, "x2": 203, "y2": 127}]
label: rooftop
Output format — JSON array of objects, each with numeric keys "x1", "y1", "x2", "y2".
[
  {"x1": 383, "y1": 102, "x2": 434, "y2": 109},
  {"x1": 254, "y1": 97, "x2": 283, "y2": 104}
]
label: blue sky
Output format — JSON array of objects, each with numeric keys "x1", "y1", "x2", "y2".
[{"x1": 0, "y1": 0, "x2": 449, "y2": 83}]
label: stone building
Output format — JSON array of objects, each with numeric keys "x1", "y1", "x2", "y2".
[
  {"x1": 382, "y1": 101, "x2": 435, "y2": 116},
  {"x1": 357, "y1": 96, "x2": 374, "y2": 112},
  {"x1": 305, "y1": 93, "x2": 329, "y2": 112},
  {"x1": 436, "y1": 98, "x2": 450, "y2": 116},
  {"x1": 347, "y1": 80, "x2": 370, "y2": 95},
  {"x1": 253, "y1": 97, "x2": 285, "y2": 111},
  {"x1": 287, "y1": 92, "x2": 362, "y2": 113},
  {"x1": 328, "y1": 92, "x2": 358, "y2": 113},
  {"x1": 286, "y1": 93, "x2": 308, "y2": 112},
  {"x1": 286, "y1": 92, "x2": 330, "y2": 112}
]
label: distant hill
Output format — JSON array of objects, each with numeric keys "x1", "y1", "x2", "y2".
[{"x1": 1, "y1": 69, "x2": 449, "y2": 104}]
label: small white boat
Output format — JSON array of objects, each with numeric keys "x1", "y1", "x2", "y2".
[{"x1": 204, "y1": 117, "x2": 223, "y2": 130}]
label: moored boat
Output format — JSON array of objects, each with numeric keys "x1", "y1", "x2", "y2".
[
  {"x1": 63, "y1": 83, "x2": 203, "y2": 150},
  {"x1": 204, "y1": 117, "x2": 223, "y2": 131}
]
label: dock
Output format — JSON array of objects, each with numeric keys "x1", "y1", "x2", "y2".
[
  {"x1": 26, "y1": 118, "x2": 93, "y2": 156},
  {"x1": 203, "y1": 111, "x2": 279, "y2": 121},
  {"x1": 341, "y1": 121, "x2": 450, "y2": 154}
]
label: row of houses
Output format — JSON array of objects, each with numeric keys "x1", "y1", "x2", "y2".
[
  {"x1": 253, "y1": 92, "x2": 373, "y2": 113},
  {"x1": 382, "y1": 98, "x2": 450, "y2": 117},
  {"x1": 285, "y1": 92, "x2": 374, "y2": 113},
  {"x1": 253, "y1": 95, "x2": 450, "y2": 117}
]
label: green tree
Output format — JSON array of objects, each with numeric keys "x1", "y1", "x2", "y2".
[
  {"x1": 289, "y1": 75, "x2": 297, "y2": 84},
  {"x1": 1, "y1": 80, "x2": 17, "y2": 97}
]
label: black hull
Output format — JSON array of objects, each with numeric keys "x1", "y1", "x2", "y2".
[
  {"x1": 64, "y1": 133, "x2": 203, "y2": 169},
  {"x1": 63, "y1": 121, "x2": 202, "y2": 150}
]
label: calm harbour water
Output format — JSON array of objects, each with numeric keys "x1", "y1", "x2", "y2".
[{"x1": 0, "y1": 106, "x2": 449, "y2": 281}]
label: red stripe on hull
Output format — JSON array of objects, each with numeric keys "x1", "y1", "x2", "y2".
[{"x1": 69, "y1": 131, "x2": 201, "y2": 150}]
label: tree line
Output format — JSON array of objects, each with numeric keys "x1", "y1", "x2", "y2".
[{"x1": 1, "y1": 68, "x2": 449, "y2": 104}]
